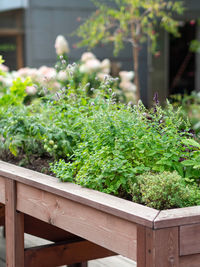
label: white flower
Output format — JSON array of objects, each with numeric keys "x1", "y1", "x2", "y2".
[
  {"x1": 57, "y1": 70, "x2": 68, "y2": 81},
  {"x1": 85, "y1": 59, "x2": 101, "y2": 73},
  {"x1": 79, "y1": 64, "x2": 88, "y2": 73},
  {"x1": 119, "y1": 81, "x2": 136, "y2": 92},
  {"x1": 100, "y1": 59, "x2": 111, "y2": 74},
  {"x1": 0, "y1": 64, "x2": 9, "y2": 72},
  {"x1": 119, "y1": 71, "x2": 134, "y2": 81},
  {"x1": 38, "y1": 66, "x2": 57, "y2": 80},
  {"x1": 55, "y1": 35, "x2": 70, "y2": 55},
  {"x1": 81, "y1": 52, "x2": 96, "y2": 62},
  {"x1": 26, "y1": 85, "x2": 37, "y2": 95}
]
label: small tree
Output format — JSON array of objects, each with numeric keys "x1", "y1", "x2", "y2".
[{"x1": 75, "y1": 0, "x2": 184, "y2": 101}]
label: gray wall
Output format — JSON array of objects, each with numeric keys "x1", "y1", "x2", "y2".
[{"x1": 24, "y1": 0, "x2": 133, "y2": 69}]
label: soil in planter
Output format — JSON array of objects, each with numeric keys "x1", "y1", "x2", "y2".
[{"x1": 0, "y1": 151, "x2": 55, "y2": 176}]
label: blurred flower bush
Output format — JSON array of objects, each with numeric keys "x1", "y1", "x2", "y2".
[{"x1": 0, "y1": 35, "x2": 136, "y2": 103}]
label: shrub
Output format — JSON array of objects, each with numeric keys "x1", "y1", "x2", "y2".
[{"x1": 130, "y1": 171, "x2": 200, "y2": 210}]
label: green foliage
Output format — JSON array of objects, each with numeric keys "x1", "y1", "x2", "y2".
[
  {"x1": 130, "y1": 171, "x2": 200, "y2": 209},
  {"x1": 75, "y1": 0, "x2": 184, "y2": 55},
  {"x1": 0, "y1": 77, "x2": 33, "y2": 106},
  {"x1": 51, "y1": 96, "x2": 200, "y2": 199},
  {"x1": 0, "y1": 56, "x2": 5, "y2": 76},
  {"x1": 55, "y1": 57, "x2": 126, "y2": 102},
  {"x1": 190, "y1": 40, "x2": 200, "y2": 53},
  {"x1": 171, "y1": 92, "x2": 200, "y2": 134},
  {"x1": 0, "y1": 105, "x2": 46, "y2": 158}
]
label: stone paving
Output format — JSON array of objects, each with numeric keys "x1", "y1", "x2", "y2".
[{"x1": 0, "y1": 227, "x2": 136, "y2": 267}]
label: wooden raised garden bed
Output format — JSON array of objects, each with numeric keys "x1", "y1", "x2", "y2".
[{"x1": 0, "y1": 160, "x2": 200, "y2": 266}]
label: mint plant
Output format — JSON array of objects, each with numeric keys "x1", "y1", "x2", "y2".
[{"x1": 51, "y1": 94, "x2": 200, "y2": 201}]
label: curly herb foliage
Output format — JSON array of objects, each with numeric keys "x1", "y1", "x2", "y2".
[
  {"x1": 51, "y1": 98, "x2": 200, "y2": 199},
  {"x1": 130, "y1": 171, "x2": 200, "y2": 210}
]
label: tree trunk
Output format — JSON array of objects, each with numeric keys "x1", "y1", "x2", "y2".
[{"x1": 133, "y1": 45, "x2": 140, "y2": 102}]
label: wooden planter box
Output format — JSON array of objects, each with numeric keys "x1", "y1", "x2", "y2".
[{"x1": 0, "y1": 160, "x2": 200, "y2": 266}]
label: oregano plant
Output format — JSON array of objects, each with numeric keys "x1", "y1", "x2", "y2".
[{"x1": 75, "y1": 0, "x2": 184, "y2": 101}]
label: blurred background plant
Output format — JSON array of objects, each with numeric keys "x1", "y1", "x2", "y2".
[
  {"x1": 75, "y1": 0, "x2": 184, "y2": 101},
  {"x1": 171, "y1": 91, "x2": 200, "y2": 136},
  {"x1": 0, "y1": 35, "x2": 137, "y2": 104}
]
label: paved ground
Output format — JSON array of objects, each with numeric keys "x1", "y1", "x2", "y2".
[{"x1": 0, "y1": 227, "x2": 136, "y2": 266}]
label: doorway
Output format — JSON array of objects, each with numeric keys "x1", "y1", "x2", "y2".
[{"x1": 169, "y1": 22, "x2": 196, "y2": 95}]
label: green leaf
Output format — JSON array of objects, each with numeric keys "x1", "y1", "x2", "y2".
[
  {"x1": 181, "y1": 160, "x2": 195, "y2": 166},
  {"x1": 182, "y1": 139, "x2": 200, "y2": 149}
]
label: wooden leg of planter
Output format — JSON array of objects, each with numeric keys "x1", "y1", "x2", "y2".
[
  {"x1": 137, "y1": 225, "x2": 146, "y2": 267},
  {"x1": 5, "y1": 179, "x2": 24, "y2": 267},
  {"x1": 137, "y1": 226, "x2": 179, "y2": 267},
  {"x1": 145, "y1": 227, "x2": 180, "y2": 267},
  {"x1": 68, "y1": 263, "x2": 88, "y2": 267}
]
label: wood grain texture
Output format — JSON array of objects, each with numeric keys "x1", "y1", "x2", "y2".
[
  {"x1": 0, "y1": 176, "x2": 5, "y2": 204},
  {"x1": 146, "y1": 227, "x2": 179, "y2": 267},
  {"x1": 137, "y1": 225, "x2": 146, "y2": 267},
  {"x1": 5, "y1": 179, "x2": 24, "y2": 267},
  {"x1": 154, "y1": 206, "x2": 200, "y2": 229},
  {"x1": 0, "y1": 160, "x2": 158, "y2": 227},
  {"x1": 180, "y1": 254, "x2": 200, "y2": 267},
  {"x1": 25, "y1": 239, "x2": 115, "y2": 267},
  {"x1": 145, "y1": 227, "x2": 154, "y2": 267},
  {"x1": 180, "y1": 223, "x2": 200, "y2": 256},
  {"x1": 17, "y1": 182, "x2": 137, "y2": 260},
  {"x1": 24, "y1": 214, "x2": 77, "y2": 242},
  {"x1": 16, "y1": 34, "x2": 24, "y2": 69}
]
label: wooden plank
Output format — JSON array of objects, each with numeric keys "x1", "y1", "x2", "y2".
[
  {"x1": 146, "y1": 227, "x2": 179, "y2": 267},
  {"x1": 137, "y1": 225, "x2": 146, "y2": 267},
  {"x1": 24, "y1": 240, "x2": 115, "y2": 267},
  {"x1": 180, "y1": 223, "x2": 200, "y2": 256},
  {"x1": 24, "y1": 214, "x2": 77, "y2": 242},
  {"x1": 16, "y1": 34, "x2": 24, "y2": 69},
  {"x1": 180, "y1": 254, "x2": 200, "y2": 267},
  {"x1": 16, "y1": 182, "x2": 137, "y2": 260},
  {"x1": 154, "y1": 206, "x2": 200, "y2": 229},
  {"x1": 0, "y1": 161, "x2": 159, "y2": 228},
  {"x1": 5, "y1": 179, "x2": 24, "y2": 267},
  {"x1": 0, "y1": 176, "x2": 5, "y2": 204},
  {"x1": 145, "y1": 228, "x2": 154, "y2": 267},
  {"x1": 0, "y1": 29, "x2": 24, "y2": 36}
]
